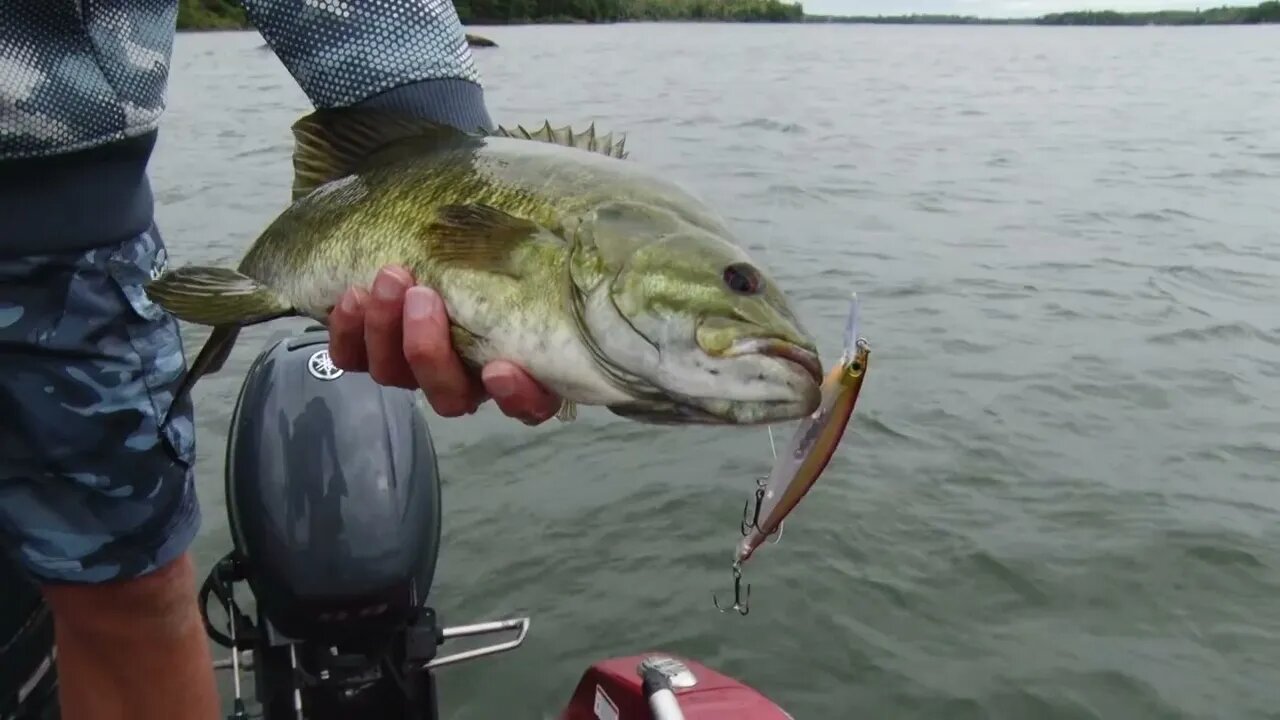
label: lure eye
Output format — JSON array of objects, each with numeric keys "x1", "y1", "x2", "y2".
[{"x1": 723, "y1": 262, "x2": 762, "y2": 295}]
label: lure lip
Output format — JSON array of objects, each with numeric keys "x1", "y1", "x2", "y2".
[{"x1": 843, "y1": 292, "x2": 862, "y2": 357}]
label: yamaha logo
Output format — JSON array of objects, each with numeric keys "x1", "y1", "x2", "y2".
[{"x1": 307, "y1": 348, "x2": 344, "y2": 381}]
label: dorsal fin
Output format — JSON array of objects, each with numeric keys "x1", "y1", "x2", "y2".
[
  {"x1": 487, "y1": 121, "x2": 629, "y2": 160},
  {"x1": 289, "y1": 108, "x2": 470, "y2": 201}
]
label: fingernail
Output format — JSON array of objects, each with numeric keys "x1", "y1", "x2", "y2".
[
  {"x1": 485, "y1": 367, "x2": 516, "y2": 400},
  {"x1": 339, "y1": 289, "x2": 360, "y2": 314},
  {"x1": 373, "y1": 268, "x2": 405, "y2": 302},
  {"x1": 404, "y1": 287, "x2": 440, "y2": 321}
]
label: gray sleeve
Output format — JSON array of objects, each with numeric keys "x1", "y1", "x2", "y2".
[{"x1": 242, "y1": 0, "x2": 493, "y2": 131}]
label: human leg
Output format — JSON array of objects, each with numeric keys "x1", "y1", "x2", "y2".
[
  {"x1": 41, "y1": 552, "x2": 215, "y2": 720},
  {"x1": 0, "y1": 227, "x2": 217, "y2": 720}
]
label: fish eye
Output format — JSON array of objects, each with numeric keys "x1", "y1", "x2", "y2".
[{"x1": 723, "y1": 262, "x2": 762, "y2": 295}]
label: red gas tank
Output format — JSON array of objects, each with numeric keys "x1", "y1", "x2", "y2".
[{"x1": 559, "y1": 654, "x2": 793, "y2": 720}]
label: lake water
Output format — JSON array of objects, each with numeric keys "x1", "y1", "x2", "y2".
[{"x1": 154, "y1": 23, "x2": 1280, "y2": 720}]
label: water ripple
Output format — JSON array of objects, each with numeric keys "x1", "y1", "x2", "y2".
[{"x1": 158, "y1": 24, "x2": 1280, "y2": 720}]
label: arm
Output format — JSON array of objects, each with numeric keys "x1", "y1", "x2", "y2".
[
  {"x1": 244, "y1": 0, "x2": 560, "y2": 424},
  {"x1": 241, "y1": 0, "x2": 492, "y2": 131}
]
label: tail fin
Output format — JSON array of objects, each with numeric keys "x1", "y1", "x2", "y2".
[
  {"x1": 148, "y1": 265, "x2": 295, "y2": 427},
  {"x1": 146, "y1": 265, "x2": 293, "y2": 327},
  {"x1": 164, "y1": 325, "x2": 241, "y2": 428}
]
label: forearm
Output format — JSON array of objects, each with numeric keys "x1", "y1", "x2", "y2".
[{"x1": 242, "y1": 0, "x2": 493, "y2": 132}]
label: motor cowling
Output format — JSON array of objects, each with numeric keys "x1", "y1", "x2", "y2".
[
  {"x1": 223, "y1": 325, "x2": 442, "y2": 646},
  {"x1": 559, "y1": 654, "x2": 794, "y2": 720},
  {"x1": 0, "y1": 554, "x2": 58, "y2": 719}
]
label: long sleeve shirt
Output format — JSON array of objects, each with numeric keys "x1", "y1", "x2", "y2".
[{"x1": 0, "y1": 0, "x2": 492, "y2": 258}]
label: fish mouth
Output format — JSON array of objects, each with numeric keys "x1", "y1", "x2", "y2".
[{"x1": 723, "y1": 337, "x2": 823, "y2": 384}]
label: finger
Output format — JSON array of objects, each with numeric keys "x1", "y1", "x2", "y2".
[
  {"x1": 481, "y1": 361, "x2": 561, "y2": 425},
  {"x1": 402, "y1": 285, "x2": 485, "y2": 417},
  {"x1": 327, "y1": 287, "x2": 370, "y2": 371},
  {"x1": 364, "y1": 266, "x2": 419, "y2": 389}
]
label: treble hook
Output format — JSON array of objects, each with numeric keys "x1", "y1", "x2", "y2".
[
  {"x1": 713, "y1": 562, "x2": 750, "y2": 616},
  {"x1": 737, "y1": 480, "x2": 763, "y2": 536},
  {"x1": 738, "y1": 476, "x2": 784, "y2": 544}
]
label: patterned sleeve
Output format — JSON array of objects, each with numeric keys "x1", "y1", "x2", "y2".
[{"x1": 241, "y1": 0, "x2": 492, "y2": 130}]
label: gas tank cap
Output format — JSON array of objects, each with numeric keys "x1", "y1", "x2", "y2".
[{"x1": 637, "y1": 655, "x2": 698, "y2": 688}]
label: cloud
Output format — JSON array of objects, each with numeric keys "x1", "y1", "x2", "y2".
[{"x1": 803, "y1": 0, "x2": 1209, "y2": 17}]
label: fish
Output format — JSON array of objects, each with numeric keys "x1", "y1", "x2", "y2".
[
  {"x1": 144, "y1": 107, "x2": 824, "y2": 427},
  {"x1": 735, "y1": 292, "x2": 870, "y2": 565}
]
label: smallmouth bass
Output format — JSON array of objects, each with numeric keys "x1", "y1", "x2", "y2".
[{"x1": 146, "y1": 108, "x2": 823, "y2": 425}]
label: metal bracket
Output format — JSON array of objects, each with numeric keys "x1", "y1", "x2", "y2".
[{"x1": 422, "y1": 617, "x2": 531, "y2": 669}]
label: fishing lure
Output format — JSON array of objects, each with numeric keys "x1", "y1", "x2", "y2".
[{"x1": 715, "y1": 292, "x2": 871, "y2": 616}]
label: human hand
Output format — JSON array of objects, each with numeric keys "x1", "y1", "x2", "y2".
[{"x1": 327, "y1": 265, "x2": 562, "y2": 425}]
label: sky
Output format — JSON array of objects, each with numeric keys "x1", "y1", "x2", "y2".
[{"x1": 801, "y1": 0, "x2": 1211, "y2": 17}]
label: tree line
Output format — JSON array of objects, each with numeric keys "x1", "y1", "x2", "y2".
[
  {"x1": 175, "y1": 0, "x2": 1276, "y2": 29},
  {"x1": 178, "y1": 0, "x2": 248, "y2": 29},
  {"x1": 805, "y1": 1, "x2": 1278, "y2": 24},
  {"x1": 1037, "y1": 1, "x2": 1279, "y2": 24},
  {"x1": 804, "y1": 13, "x2": 1019, "y2": 23},
  {"x1": 176, "y1": 0, "x2": 802, "y2": 28},
  {"x1": 454, "y1": 0, "x2": 803, "y2": 22}
]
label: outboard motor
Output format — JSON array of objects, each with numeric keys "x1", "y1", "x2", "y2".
[
  {"x1": 202, "y1": 325, "x2": 528, "y2": 720},
  {"x1": 198, "y1": 323, "x2": 791, "y2": 720},
  {"x1": 0, "y1": 555, "x2": 58, "y2": 720},
  {"x1": 4, "y1": 323, "x2": 793, "y2": 720}
]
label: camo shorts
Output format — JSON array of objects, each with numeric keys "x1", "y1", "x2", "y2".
[{"x1": 0, "y1": 227, "x2": 200, "y2": 584}]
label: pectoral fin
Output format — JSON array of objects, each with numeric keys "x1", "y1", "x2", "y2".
[{"x1": 426, "y1": 203, "x2": 549, "y2": 276}]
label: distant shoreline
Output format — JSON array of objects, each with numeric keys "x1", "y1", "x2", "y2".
[
  {"x1": 174, "y1": 0, "x2": 1278, "y2": 31},
  {"x1": 805, "y1": 1, "x2": 1278, "y2": 25}
]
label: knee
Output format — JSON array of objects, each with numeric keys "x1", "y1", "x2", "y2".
[{"x1": 40, "y1": 552, "x2": 200, "y2": 640}]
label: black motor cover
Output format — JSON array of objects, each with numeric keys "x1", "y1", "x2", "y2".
[
  {"x1": 0, "y1": 554, "x2": 58, "y2": 719},
  {"x1": 224, "y1": 326, "x2": 442, "y2": 645}
]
